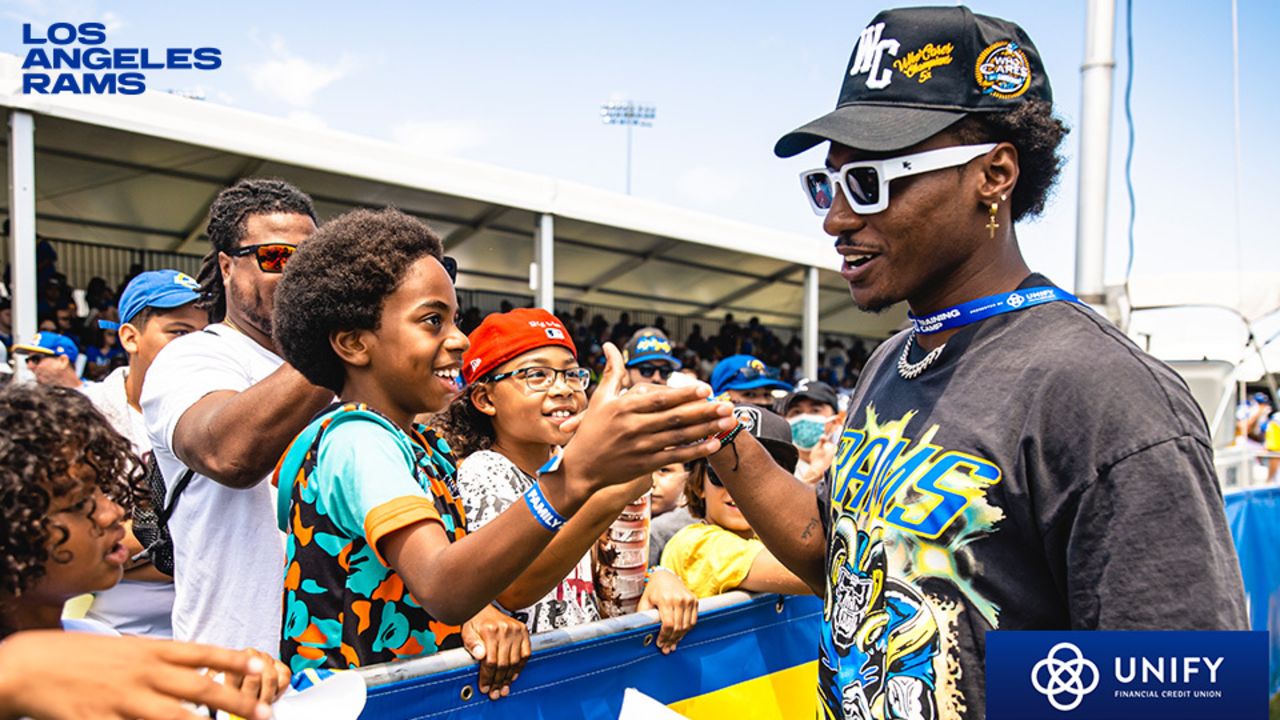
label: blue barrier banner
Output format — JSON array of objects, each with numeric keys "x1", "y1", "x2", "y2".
[
  {"x1": 1224, "y1": 486, "x2": 1280, "y2": 699},
  {"x1": 361, "y1": 594, "x2": 821, "y2": 719},
  {"x1": 986, "y1": 631, "x2": 1268, "y2": 720}
]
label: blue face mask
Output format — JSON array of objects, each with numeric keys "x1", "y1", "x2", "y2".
[{"x1": 789, "y1": 414, "x2": 827, "y2": 450}]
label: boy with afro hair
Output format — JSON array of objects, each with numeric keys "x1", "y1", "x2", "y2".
[{"x1": 271, "y1": 208, "x2": 735, "y2": 684}]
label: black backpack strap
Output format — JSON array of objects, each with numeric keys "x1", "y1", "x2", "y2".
[{"x1": 159, "y1": 468, "x2": 196, "y2": 525}]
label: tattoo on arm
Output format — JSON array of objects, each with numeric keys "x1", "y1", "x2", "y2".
[{"x1": 800, "y1": 518, "x2": 819, "y2": 542}]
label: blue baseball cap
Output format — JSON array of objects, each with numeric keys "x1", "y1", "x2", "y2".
[
  {"x1": 106, "y1": 270, "x2": 202, "y2": 328},
  {"x1": 12, "y1": 332, "x2": 79, "y2": 362},
  {"x1": 624, "y1": 327, "x2": 682, "y2": 369},
  {"x1": 711, "y1": 354, "x2": 792, "y2": 395}
]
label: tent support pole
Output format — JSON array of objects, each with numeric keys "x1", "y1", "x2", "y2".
[
  {"x1": 533, "y1": 213, "x2": 555, "y2": 312},
  {"x1": 8, "y1": 110, "x2": 37, "y2": 380},
  {"x1": 803, "y1": 266, "x2": 819, "y2": 381}
]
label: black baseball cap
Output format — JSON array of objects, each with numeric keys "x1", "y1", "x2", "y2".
[
  {"x1": 623, "y1": 327, "x2": 681, "y2": 369},
  {"x1": 783, "y1": 379, "x2": 840, "y2": 415},
  {"x1": 775, "y1": 5, "x2": 1052, "y2": 156},
  {"x1": 732, "y1": 404, "x2": 799, "y2": 473}
]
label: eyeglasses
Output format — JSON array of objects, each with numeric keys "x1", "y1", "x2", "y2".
[
  {"x1": 226, "y1": 243, "x2": 297, "y2": 273},
  {"x1": 24, "y1": 355, "x2": 45, "y2": 366},
  {"x1": 707, "y1": 465, "x2": 723, "y2": 488},
  {"x1": 490, "y1": 366, "x2": 591, "y2": 392},
  {"x1": 799, "y1": 143, "x2": 996, "y2": 215},
  {"x1": 633, "y1": 363, "x2": 674, "y2": 380}
]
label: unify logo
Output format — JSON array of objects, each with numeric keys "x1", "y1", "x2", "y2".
[
  {"x1": 1032, "y1": 643, "x2": 1100, "y2": 711},
  {"x1": 849, "y1": 22, "x2": 899, "y2": 90}
]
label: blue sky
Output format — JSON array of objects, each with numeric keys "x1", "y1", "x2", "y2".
[{"x1": 3, "y1": 0, "x2": 1278, "y2": 292}]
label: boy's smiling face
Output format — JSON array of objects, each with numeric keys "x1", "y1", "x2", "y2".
[{"x1": 355, "y1": 255, "x2": 469, "y2": 424}]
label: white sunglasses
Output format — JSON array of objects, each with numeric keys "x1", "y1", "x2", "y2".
[{"x1": 799, "y1": 143, "x2": 997, "y2": 215}]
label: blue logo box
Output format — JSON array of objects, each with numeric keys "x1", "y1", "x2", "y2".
[{"x1": 987, "y1": 631, "x2": 1268, "y2": 720}]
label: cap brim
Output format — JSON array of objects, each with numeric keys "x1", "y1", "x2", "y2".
[
  {"x1": 11, "y1": 344, "x2": 53, "y2": 356},
  {"x1": 726, "y1": 377, "x2": 792, "y2": 392},
  {"x1": 774, "y1": 104, "x2": 968, "y2": 157},
  {"x1": 626, "y1": 354, "x2": 682, "y2": 369}
]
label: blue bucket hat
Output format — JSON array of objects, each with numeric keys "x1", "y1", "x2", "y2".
[
  {"x1": 103, "y1": 270, "x2": 202, "y2": 328},
  {"x1": 711, "y1": 354, "x2": 792, "y2": 395}
]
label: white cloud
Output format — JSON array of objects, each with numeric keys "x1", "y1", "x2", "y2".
[
  {"x1": 247, "y1": 34, "x2": 357, "y2": 108},
  {"x1": 674, "y1": 165, "x2": 745, "y2": 208},
  {"x1": 390, "y1": 121, "x2": 486, "y2": 156}
]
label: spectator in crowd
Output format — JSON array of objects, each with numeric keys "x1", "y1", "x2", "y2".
[
  {"x1": 660, "y1": 406, "x2": 809, "y2": 599},
  {"x1": 623, "y1": 326, "x2": 681, "y2": 388},
  {"x1": 648, "y1": 461, "x2": 696, "y2": 564},
  {"x1": 710, "y1": 354, "x2": 792, "y2": 408},
  {"x1": 1239, "y1": 391, "x2": 1272, "y2": 445},
  {"x1": 80, "y1": 270, "x2": 208, "y2": 638},
  {"x1": 0, "y1": 630, "x2": 274, "y2": 720},
  {"x1": 271, "y1": 209, "x2": 730, "y2": 679},
  {"x1": 610, "y1": 312, "x2": 634, "y2": 345},
  {"x1": 82, "y1": 325, "x2": 126, "y2": 380},
  {"x1": 712, "y1": 7, "x2": 1246, "y2": 718},
  {"x1": 650, "y1": 462, "x2": 690, "y2": 519},
  {"x1": 84, "y1": 276, "x2": 114, "y2": 313},
  {"x1": 12, "y1": 332, "x2": 84, "y2": 389},
  {"x1": 0, "y1": 383, "x2": 288, "y2": 708},
  {"x1": 1264, "y1": 398, "x2": 1280, "y2": 482},
  {"x1": 782, "y1": 379, "x2": 841, "y2": 485},
  {"x1": 0, "y1": 297, "x2": 12, "y2": 348},
  {"x1": 0, "y1": 346, "x2": 12, "y2": 387},
  {"x1": 443, "y1": 308, "x2": 698, "y2": 653},
  {"x1": 141, "y1": 178, "x2": 331, "y2": 656}
]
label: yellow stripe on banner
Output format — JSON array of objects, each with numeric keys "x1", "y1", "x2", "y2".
[{"x1": 668, "y1": 661, "x2": 817, "y2": 720}]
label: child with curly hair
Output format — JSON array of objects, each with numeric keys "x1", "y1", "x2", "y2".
[
  {"x1": 0, "y1": 383, "x2": 290, "y2": 707},
  {"x1": 0, "y1": 383, "x2": 142, "y2": 638}
]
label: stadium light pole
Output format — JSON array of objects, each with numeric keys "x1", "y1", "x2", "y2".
[{"x1": 600, "y1": 101, "x2": 656, "y2": 195}]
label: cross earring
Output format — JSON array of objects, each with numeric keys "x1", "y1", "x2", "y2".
[{"x1": 986, "y1": 194, "x2": 1007, "y2": 239}]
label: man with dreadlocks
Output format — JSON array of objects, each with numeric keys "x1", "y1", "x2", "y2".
[{"x1": 142, "y1": 178, "x2": 332, "y2": 660}]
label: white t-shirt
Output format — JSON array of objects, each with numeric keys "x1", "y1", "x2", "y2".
[
  {"x1": 81, "y1": 367, "x2": 178, "y2": 639},
  {"x1": 141, "y1": 324, "x2": 286, "y2": 656},
  {"x1": 456, "y1": 450, "x2": 599, "y2": 633}
]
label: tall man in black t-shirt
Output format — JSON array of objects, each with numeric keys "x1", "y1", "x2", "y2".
[{"x1": 708, "y1": 7, "x2": 1247, "y2": 720}]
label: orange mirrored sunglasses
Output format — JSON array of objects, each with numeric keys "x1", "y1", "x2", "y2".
[{"x1": 227, "y1": 243, "x2": 296, "y2": 273}]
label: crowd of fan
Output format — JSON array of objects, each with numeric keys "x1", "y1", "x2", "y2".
[
  {"x1": 1, "y1": 249, "x2": 874, "y2": 392},
  {"x1": 0, "y1": 178, "x2": 858, "y2": 719}
]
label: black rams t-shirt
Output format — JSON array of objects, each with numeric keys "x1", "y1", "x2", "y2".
[{"x1": 815, "y1": 275, "x2": 1247, "y2": 720}]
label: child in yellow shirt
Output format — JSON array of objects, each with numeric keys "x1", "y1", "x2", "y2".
[{"x1": 660, "y1": 406, "x2": 813, "y2": 598}]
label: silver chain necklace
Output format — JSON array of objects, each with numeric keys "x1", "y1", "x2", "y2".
[{"x1": 897, "y1": 332, "x2": 946, "y2": 380}]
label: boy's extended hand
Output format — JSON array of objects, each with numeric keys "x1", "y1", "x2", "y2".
[
  {"x1": 463, "y1": 605, "x2": 531, "y2": 700},
  {"x1": 553, "y1": 343, "x2": 733, "y2": 510},
  {"x1": 636, "y1": 569, "x2": 698, "y2": 654},
  {"x1": 0, "y1": 631, "x2": 273, "y2": 720}
]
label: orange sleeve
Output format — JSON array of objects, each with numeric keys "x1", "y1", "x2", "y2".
[{"x1": 364, "y1": 496, "x2": 442, "y2": 566}]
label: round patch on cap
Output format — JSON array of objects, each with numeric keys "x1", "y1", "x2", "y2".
[
  {"x1": 974, "y1": 41, "x2": 1031, "y2": 99},
  {"x1": 733, "y1": 406, "x2": 762, "y2": 435}
]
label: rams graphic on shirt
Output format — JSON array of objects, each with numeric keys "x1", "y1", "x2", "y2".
[{"x1": 820, "y1": 405, "x2": 1003, "y2": 720}]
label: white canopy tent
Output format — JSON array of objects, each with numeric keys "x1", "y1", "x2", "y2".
[
  {"x1": 0, "y1": 53, "x2": 904, "y2": 380},
  {"x1": 1112, "y1": 272, "x2": 1280, "y2": 382}
]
